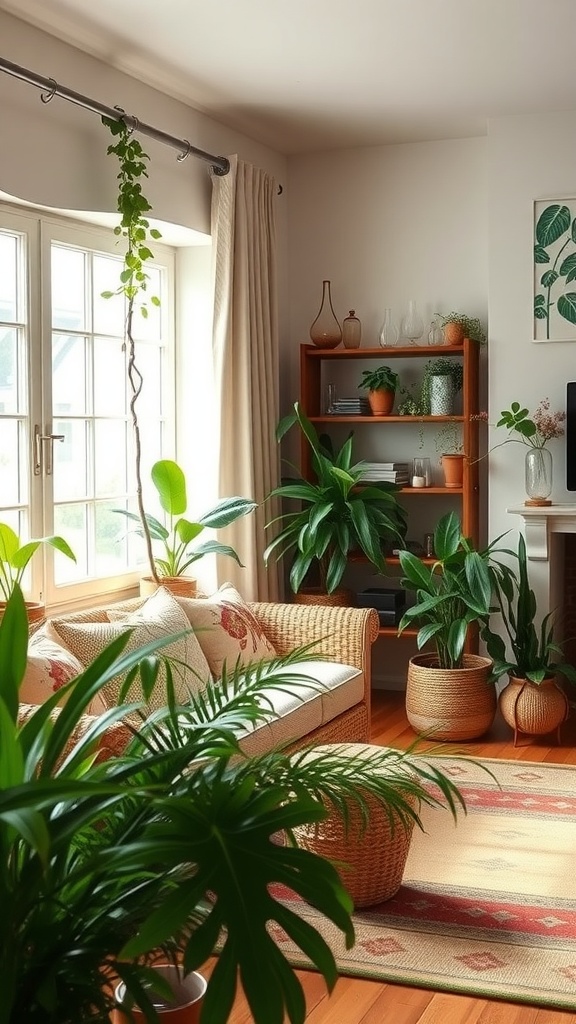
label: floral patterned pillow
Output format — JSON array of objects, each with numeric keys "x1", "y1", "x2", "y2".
[
  {"x1": 176, "y1": 583, "x2": 277, "y2": 678},
  {"x1": 19, "y1": 627, "x2": 85, "y2": 706}
]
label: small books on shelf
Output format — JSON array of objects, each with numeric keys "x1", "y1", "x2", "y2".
[
  {"x1": 330, "y1": 397, "x2": 370, "y2": 414},
  {"x1": 358, "y1": 461, "x2": 410, "y2": 484}
]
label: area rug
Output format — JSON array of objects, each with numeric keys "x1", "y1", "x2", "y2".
[{"x1": 273, "y1": 756, "x2": 576, "y2": 1010}]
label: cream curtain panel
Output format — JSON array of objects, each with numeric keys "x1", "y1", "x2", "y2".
[{"x1": 211, "y1": 155, "x2": 281, "y2": 602}]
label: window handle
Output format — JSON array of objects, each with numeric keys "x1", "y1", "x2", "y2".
[{"x1": 34, "y1": 425, "x2": 65, "y2": 476}]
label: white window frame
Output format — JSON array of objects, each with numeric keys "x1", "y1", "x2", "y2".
[{"x1": 0, "y1": 202, "x2": 176, "y2": 610}]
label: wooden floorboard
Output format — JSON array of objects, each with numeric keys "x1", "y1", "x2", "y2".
[{"x1": 217, "y1": 689, "x2": 576, "y2": 1023}]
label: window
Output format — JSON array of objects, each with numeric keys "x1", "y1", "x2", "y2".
[{"x1": 0, "y1": 205, "x2": 174, "y2": 607}]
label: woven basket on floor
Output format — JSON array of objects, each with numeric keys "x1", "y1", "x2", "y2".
[
  {"x1": 293, "y1": 743, "x2": 417, "y2": 908},
  {"x1": 499, "y1": 674, "x2": 570, "y2": 745},
  {"x1": 406, "y1": 653, "x2": 495, "y2": 741}
]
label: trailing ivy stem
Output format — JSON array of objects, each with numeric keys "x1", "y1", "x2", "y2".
[{"x1": 125, "y1": 300, "x2": 159, "y2": 584}]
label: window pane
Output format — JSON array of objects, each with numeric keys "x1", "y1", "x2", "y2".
[
  {"x1": 95, "y1": 420, "x2": 127, "y2": 496},
  {"x1": 53, "y1": 335, "x2": 87, "y2": 415},
  {"x1": 0, "y1": 419, "x2": 22, "y2": 506},
  {"x1": 0, "y1": 328, "x2": 19, "y2": 414},
  {"x1": 94, "y1": 337, "x2": 126, "y2": 415},
  {"x1": 0, "y1": 233, "x2": 17, "y2": 321},
  {"x1": 93, "y1": 253, "x2": 125, "y2": 337},
  {"x1": 134, "y1": 343, "x2": 162, "y2": 418},
  {"x1": 53, "y1": 420, "x2": 88, "y2": 501},
  {"x1": 52, "y1": 246, "x2": 87, "y2": 331},
  {"x1": 95, "y1": 501, "x2": 131, "y2": 576},
  {"x1": 54, "y1": 503, "x2": 88, "y2": 583}
]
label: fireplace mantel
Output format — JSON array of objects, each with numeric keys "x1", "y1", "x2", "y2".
[{"x1": 507, "y1": 504, "x2": 576, "y2": 561}]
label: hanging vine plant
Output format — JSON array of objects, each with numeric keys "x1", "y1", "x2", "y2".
[{"x1": 101, "y1": 115, "x2": 161, "y2": 584}]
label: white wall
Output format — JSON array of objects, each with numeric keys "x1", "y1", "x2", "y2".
[
  {"x1": 488, "y1": 112, "x2": 576, "y2": 612},
  {"x1": 286, "y1": 138, "x2": 488, "y2": 686}
]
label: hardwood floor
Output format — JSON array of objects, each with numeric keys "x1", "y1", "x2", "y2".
[{"x1": 216, "y1": 690, "x2": 576, "y2": 1024}]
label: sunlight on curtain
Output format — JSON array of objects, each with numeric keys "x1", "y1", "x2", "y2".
[{"x1": 211, "y1": 155, "x2": 281, "y2": 601}]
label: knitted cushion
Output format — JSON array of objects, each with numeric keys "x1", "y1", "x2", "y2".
[
  {"x1": 176, "y1": 583, "x2": 277, "y2": 677},
  {"x1": 49, "y1": 587, "x2": 212, "y2": 716}
]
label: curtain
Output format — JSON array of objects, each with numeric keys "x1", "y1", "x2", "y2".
[{"x1": 211, "y1": 155, "x2": 281, "y2": 602}]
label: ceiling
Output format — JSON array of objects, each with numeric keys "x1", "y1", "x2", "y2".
[{"x1": 2, "y1": 0, "x2": 576, "y2": 155}]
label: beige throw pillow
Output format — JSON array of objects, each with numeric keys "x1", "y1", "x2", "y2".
[
  {"x1": 49, "y1": 587, "x2": 212, "y2": 716},
  {"x1": 176, "y1": 583, "x2": 277, "y2": 678}
]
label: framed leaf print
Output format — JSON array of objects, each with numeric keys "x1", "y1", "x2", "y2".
[{"x1": 534, "y1": 198, "x2": 576, "y2": 341}]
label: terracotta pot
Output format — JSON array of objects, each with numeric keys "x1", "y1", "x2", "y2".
[
  {"x1": 499, "y1": 674, "x2": 570, "y2": 745},
  {"x1": 0, "y1": 600, "x2": 45, "y2": 625},
  {"x1": 441, "y1": 453, "x2": 464, "y2": 489},
  {"x1": 406, "y1": 652, "x2": 495, "y2": 741},
  {"x1": 368, "y1": 388, "x2": 395, "y2": 416},
  {"x1": 140, "y1": 575, "x2": 198, "y2": 598},
  {"x1": 113, "y1": 966, "x2": 207, "y2": 1023},
  {"x1": 442, "y1": 321, "x2": 465, "y2": 346},
  {"x1": 293, "y1": 587, "x2": 354, "y2": 607}
]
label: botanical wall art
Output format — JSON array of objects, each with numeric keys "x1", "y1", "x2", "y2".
[{"x1": 534, "y1": 198, "x2": 576, "y2": 342}]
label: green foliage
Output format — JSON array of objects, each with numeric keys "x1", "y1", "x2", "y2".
[
  {"x1": 115, "y1": 459, "x2": 256, "y2": 578},
  {"x1": 496, "y1": 402, "x2": 537, "y2": 440},
  {"x1": 435, "y1": 311, "x2": 487, "y2": 346},
  {"x1": 0, "y1": 522, "x2": 75, "y2": 602},
  {"x1": 102, "y1": 115, "x2": 163, "y2": 581},
  {"x1": 534, "y1": 203, "x2": 576, "y2": 339},
  {"x1": 264, "y1": 402, "x2": 407, "y2": 594},
  {"x1": 481, "y1": 534, "x2": 576, "y2": 686},
  {"x1": 0, "y1": 585, "x2": 465, "y2": 1024},
  {"x1": 358, "y1": 365, "x2": 399, "y2": 392},
  {"x1": 398, "y1": 511, "x2": 507, "y2": 669}
]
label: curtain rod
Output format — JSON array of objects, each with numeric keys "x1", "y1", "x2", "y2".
[{"x1": 0, "y1": 55, "x2": 230, "y2": 175}]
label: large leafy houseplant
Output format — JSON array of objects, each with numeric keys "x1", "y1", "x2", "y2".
[
  {"x1": 398, "y1": 511, "x2": 505, "y2": 669},
  {"x1": 0, "y1": 585, "x2": 465, "y2": 1024},
  {"x1": 0, "y1": 522, "x2": 75, "y2": 606},
  {"x1": 481, "y1": 532, "x2": 576, "y2": 686},
  {"x1": 116, "y1": 458, "x2": 256, "y2": 581},
  {"x1": 264, "y1": 402, "x2": 407, "y2": 594}
]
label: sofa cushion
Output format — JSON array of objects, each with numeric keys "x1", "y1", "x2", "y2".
[
  {"x1": 49, "y1": 587, "x2": 212, "y2": 716},
  {"x1": 20, "y1": 627, "x2": 85, "y2": 706},
  {"x1": 237, "y1": 659, "x2": 363, "y2": 756},
  {"x1": 176, "y1": 583, "x2": 277, "y2": 677}
]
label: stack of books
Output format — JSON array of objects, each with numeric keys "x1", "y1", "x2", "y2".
[
  {"x1": 358, "y1": 461, "x2": 411, "y2": 484},
  {"x1": 329, "y1": 396, "x2": 370, "y2": 415}
]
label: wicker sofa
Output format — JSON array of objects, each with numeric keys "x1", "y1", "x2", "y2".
[{"x1": 19, "y1": 591, "x2": 380, "y2": 757}]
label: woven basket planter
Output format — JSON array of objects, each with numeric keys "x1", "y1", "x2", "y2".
[
  {"x1": 499, "y1": 674, "x2": 570, "y2": 746},
  {"x1": 294, "y1": 744, "x2": 416, "y2": 908},
  {"x1": 293, "y1": 587, "x2": 354, "y2": 607},
  {"x1": 406, "y1": 653, "x2": 495, "y2": 741}
]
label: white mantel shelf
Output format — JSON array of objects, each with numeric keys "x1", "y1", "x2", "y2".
[{"x1": 507, "y1": 504, "x2": 576, "y2": 561}]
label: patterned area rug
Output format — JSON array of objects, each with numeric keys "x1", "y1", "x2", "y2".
[{"x1": 273, "y1": 756, "x2": 576, "y2": 1010}]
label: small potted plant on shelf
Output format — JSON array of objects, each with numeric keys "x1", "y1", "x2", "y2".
[
  {"x1": 422, "y1": 357, "x2": 464, "y2": 416},
  {"x1": 481, "y1": 532, "x2": 576, "y2": 745},
  {"x1": 115, "y1": 459, "x2": 256, "y2": 596},
  {"x1": 398, "y1": 511, "x2": 509, "y2": 740},
  {"x1": 358, "y1": 365, "x2": 399, "y2": 416},
  {"x1": 0, "y1": 521, "x2": 76, "y2": 623},
  {"x1": 263, "y1": 402, "x2": 407, "y2": 602},
  {"x1": 2, "y1": 584, "x2": 466, "y2": 1024},
  {"x1": 435, "y1": 311, "x2": 487, "y2": 347}
]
